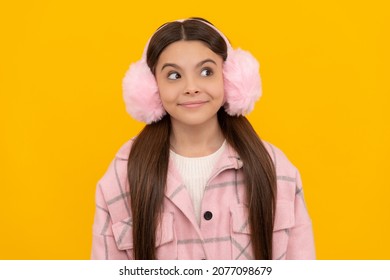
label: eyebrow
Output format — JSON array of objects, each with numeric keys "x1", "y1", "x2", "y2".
[{"x1": 160, "y1": 59, "x2": 217, "y2": 72}]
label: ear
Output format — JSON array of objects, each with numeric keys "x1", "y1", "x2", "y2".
[
  {"x1": 122, "y1": 59, "x2": 166, "y2": 124},
  {"x1": 223, "y1": 49, "x2": 262, "y2": 116}
]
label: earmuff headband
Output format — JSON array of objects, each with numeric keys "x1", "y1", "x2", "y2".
[{"x1": 122, "y1": 18, "x2": 262, "y2": 124}]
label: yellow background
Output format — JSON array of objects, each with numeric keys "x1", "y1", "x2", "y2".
[{"x1": 1, "y1": 0, "x2": 389, "y2": 259}]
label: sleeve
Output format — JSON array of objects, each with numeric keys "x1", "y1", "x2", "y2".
[
  {"x1": 90, "y1": 183, "x2": 129, "y2": 260},
  {"x1": 286, "y1": 170, "x2": 316, "y2": 259}
]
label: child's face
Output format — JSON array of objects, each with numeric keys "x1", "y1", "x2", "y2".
[{"x1": 155, "y1": 40, "x2": 224, "y2": 128}]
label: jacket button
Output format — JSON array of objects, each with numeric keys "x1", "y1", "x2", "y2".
[{"x1": 203, "y1": 211, "x2": 213, "y2": 220}]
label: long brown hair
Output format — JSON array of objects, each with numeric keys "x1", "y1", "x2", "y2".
[{"x1": 128, "y1": 18, "x2": 276, "y2": 259}]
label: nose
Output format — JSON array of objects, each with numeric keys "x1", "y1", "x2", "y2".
[
  {"x1": 185, "y1": 88, "x2": 200, "y2": 95},
  {"x1": 184, "y1": 76, "x2": 200, "y2": 95}
]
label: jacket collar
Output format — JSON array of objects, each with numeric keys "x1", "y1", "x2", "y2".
[
  {"x1": 165, "y1": 142, "x2": 243, "y2": 232},
  {"x1": 166, "y1": 141, "x2": 242, "y2": 196},
  {"x1": 115, "y1": 138, "x2": 243, "y2": 171},
  {"x1": 115, "y1": 138, "x2": 244, "y2": 231}
]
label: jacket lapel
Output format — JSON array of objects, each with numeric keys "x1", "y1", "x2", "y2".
[
  {"x1": 206, "y1": 143, "x2": 243, "y2": 185},
  {"x1": 164, "y1": 143, "x2": 243, "y2": 230},
  {"x1": 165, "y1": 156, "x2": 202, "y2": 234}
]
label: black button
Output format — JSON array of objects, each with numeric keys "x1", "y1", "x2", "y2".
[{"x1": 203, "y1": 211, "x2": 213, "y2": 220}]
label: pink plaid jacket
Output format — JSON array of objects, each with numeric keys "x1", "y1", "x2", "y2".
[{"x1": 91, "y1": 138, "x2": 315, "y2": 260}]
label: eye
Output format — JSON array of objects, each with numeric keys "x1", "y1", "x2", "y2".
[
  {"x1": 167, "y1": 72, "x2": 181, "y2": 80},
  {"x1": 200, "y1": 68, "x2": 213, "y2": 77}
]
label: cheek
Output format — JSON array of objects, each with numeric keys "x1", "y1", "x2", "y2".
[
  {"x1": 208, "y1": 78, "x2": 225, "y2": 102},
  {"x1": 157, "y1": 81, "x2": 178, "y2": 105}
]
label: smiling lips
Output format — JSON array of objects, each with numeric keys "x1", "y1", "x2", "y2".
[{"x1": 178, "y1": 100, "x2": 209, "y2": 108}]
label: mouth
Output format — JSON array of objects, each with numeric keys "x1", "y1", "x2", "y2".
[{"x1": 178, "y1": 100, "x2": 209, "y2": 108}]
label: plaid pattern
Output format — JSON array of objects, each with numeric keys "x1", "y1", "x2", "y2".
[{"x1": 91, "y1": 139, "x2": 315, "y2": 260}]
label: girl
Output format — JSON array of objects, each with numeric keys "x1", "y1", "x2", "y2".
[{"x1": 91, "y1": 17, "x2": 315, "y2": 260}]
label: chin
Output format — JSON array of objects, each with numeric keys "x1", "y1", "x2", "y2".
[{"x1": 171, "y1": 114, "x2": 219, "y2": 127}]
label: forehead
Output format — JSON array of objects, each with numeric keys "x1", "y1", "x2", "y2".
[{"x1": 157, "y1": 40, "x2": 223, "y2": 66}]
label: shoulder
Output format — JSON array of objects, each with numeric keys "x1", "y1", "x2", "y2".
[
  {"x1": 114, "y1": 137, "x2": 136, "y2": 160},
  {"x1": 262, "y1": 140, "x2": 303, "y2": 202},
  {"x1": 262, "y1": 140, "x2": 299, "y2": 179},
  {"x1": 97, "y1": 138, "x2": 135, "y2": 204}
]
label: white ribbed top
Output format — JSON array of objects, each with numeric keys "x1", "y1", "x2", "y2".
[{"x1": 170, "y1": 140, "x2": 227, "y2": 224}]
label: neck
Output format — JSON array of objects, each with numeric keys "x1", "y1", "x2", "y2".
[{"x1": 170, "y1": 117, "x2": 225, "y2": 157}]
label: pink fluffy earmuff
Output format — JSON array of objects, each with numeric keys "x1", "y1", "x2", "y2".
[{"x1": 122, "y1": 19, "x2": 262, "y2": 124}]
